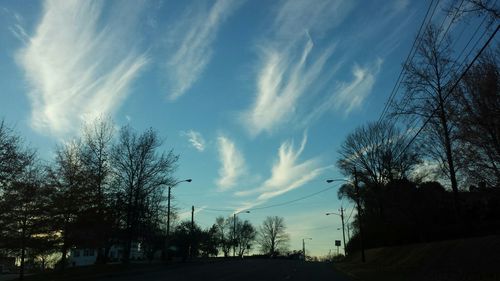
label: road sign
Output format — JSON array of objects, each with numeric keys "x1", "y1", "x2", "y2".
[{"x1": 335, "y1": 240, "x2": 341, "y2": 247}]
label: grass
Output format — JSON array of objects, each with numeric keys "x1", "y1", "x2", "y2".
[{"x1": 334, "y1": 235, "x2": 500, "y2": 281}]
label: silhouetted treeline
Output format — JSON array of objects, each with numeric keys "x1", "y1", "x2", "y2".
[
  {"x1": 167, "y1": 215, "x2": 290, "y2": 260},
  {"x1": 0, "y1": 118, "x2": 179, "y2": 278},
  {"x1": 341, "y1": 179, "x2": 500, "y2": 252},
  {"x1": 338, "y1": 26, "x2": 499, "y2": 252}
]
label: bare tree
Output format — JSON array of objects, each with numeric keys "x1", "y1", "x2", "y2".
[
  {"x1": 0, "y1": 121, "x2": 49, "y2": 280},
  {"x1": 258, "y1": 216, "x2": 289, "y2": 257},
  {"x1": 0, "y1": 120, "x2": 32, "y2": 189},
  {"x1": 337, "y1": 120, "x2": 421, "y2": 187},
  {"x1": 80, "y1": 118, "x2": 115, "y2": 263},
  {"x1": 449, "y1": 0, "x2": 499, "y2": 23},
  {"x1": 337, "y1": 120, "x2": 421, "y2": 218},
  {"x1": 111, "y1": 125, "x2": 178, "y2": 263},
  {"x1": 454, "y1": 50, "x2": 500, "y2": 187},
  {"x1": 392, "y1": 24, "x2": 461, "y2": 211},
  {"x1": 236, "y1": 220, "x2": 256, "y2": 257},
  {"x1": 214, "y1": 216, "x2": 232, "y2": 257},
  {"x1": 1, "y1": 162, "x2": 52, "y2": 280},
  {"x1": 46, "y1": 141, "x2": 87, "y2": 269}
]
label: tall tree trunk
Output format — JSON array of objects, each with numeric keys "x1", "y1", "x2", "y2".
[
  {"x1": 19, "y1": 220, "x2": 26, "y2": 281},
  {"x1": 60, "y1": 221, "x2": 69, "y2": 270},
  {"x1": 438, "y1": 96, "x2": 460, "y2": 215}
]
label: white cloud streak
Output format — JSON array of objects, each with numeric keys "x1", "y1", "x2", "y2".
[
  {"x1": 165, "y1": 0, "x2": 242, "y2": 100},
  {"x1": 216, "y1": 135, "x2": 246, "y2": 190},
  {"x1": 16, "y1": 0, "x2": 148, "y2": 137},
  {"x1": 241, "y1": 0, "x2": 354, "y2": 136},
  {"x1": 305, "y1": 59, "x2": 383, "y2": 123},
  {"x1": 334, "y1": 60, "x2": 382, "y2": 114},
  {"x1": 235, "y1": 133, "x2": 331, "y2": 211},
  {"x1": 243, "y1": 35, "x2": 336, "y2": 136},
  {"x1": 3, "y1": 7, "x2": 29, "y2": 44},
  {"x1": 181, "y1": 130, "x2": 206, "y2": 152}
]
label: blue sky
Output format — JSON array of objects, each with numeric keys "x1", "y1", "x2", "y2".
[{"x1": 0, "y1": 0, "x2": 447, "y2": 256}]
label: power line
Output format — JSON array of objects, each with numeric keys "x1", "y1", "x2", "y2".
[
  {"x1": 378, "y1": 0, "x2": 441, "y2": 123},
  {"x1": 389, "y1": 7, "x2": 496, "y2": 164},
  {"x1": 288, "y1": 225, "x2": 338, "y2": 232},
  {"x1": 395, "y1": 23, "x2": 500, "y2": 161},
  {"x1": 436, "y1": 0, "x2": 465, "y2": 47},
  {"x1": 251, "y1": 186, "x2": 337, "y2": 210},
  {"x1": 345, "y1": 206, "x2": 355, "y2": 224},
  {"x1": 191, "y1": 184, "x2": 339, "y2": 213},
  {"x1": 454, "y1": 16, "x2": 494, "y2": 74}
]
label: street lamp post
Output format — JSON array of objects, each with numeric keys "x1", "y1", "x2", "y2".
[
  {"x1": 353, "y1": 168, "x2": 366, "y2": 262},
  {"x1": 302, "y1": 238, "x2": 312, "y2": 261},
  {"x1": 326, "y1": 176, "x2": 365, "y2": 262},
  {"x1": 233, "y1": 210, "x2": 250, "y2": 257},
  {"x1": 165, "y1": 178, "x2": 192, "y2": 259},
  {"x1": 326, "y1": 207, "x2": 346, "y2": 256}
]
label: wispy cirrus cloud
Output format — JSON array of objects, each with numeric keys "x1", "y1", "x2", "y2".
[
  {"x1": 235, "y1": 133, "x2": 331, "y2": 211},
  {"x1": 3, "y1": 7, "x2": 29, "y2": 44},
  {"x1": 216, "y1": 135, "x2": 246, "y2": 190},
  {"x1": 241, "y1": 0, "x2": 354, "y2": 136},
  {"x1": 334, "y1": 60, "x2": 383, "y2": 114},
  {"x1": 165, "y1": 0, "x2": 242, "y2": 100},
  {"x1": 241, "y1": 0, "x2": 412, "y2": 136},
  {"x1": 16, "y1": 0, "x2": 148, "y2": 136},
  {"x1": 181, "y1": 130, "x2": 206, "y2": 152},
  {"x1": 243, "y1": 35, "x2": 336, "y2": 136},
  {"x1": 303, "y1": 59, "x2": 383, "y2": 124}
]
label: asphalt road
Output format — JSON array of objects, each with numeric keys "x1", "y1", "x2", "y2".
[{"x1": 95, "y1": 259, "x2": 351, "y2": 281}]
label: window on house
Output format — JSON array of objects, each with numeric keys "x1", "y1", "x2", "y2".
[
  {"x1": 73, "y1": 250, "x2": 80, "y2": 257},
  {"x1": 83, "y1": 249, "x2": 90, "y2": 256}
]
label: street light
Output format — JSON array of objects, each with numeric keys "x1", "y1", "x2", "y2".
[
  {"x1": 326, "y1": 209, "x2": 346, "y2": 256},
  {"x1": 302, "y1": 238, "x2": 312, "y2": 261},
  {"x1": 233, "y1": 210, "x2": 250, "y2": 257},
  {"x1": 165, "y1": 178, "x2": 192, "y2": 259},
  {"x1": 326, "y1": 174, "x2": 365, "y2": 262},
  {"x1": 326, "y1": 178, "x2": 349, "y2": 184}
]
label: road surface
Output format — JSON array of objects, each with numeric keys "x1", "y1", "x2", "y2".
[{"x1": 95, "y1": 259, "x2": 351, "y2": 281}]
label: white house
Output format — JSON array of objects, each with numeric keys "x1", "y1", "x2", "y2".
[{"x1": 68, "y1": 242, "x2": 145, "y2": 266}]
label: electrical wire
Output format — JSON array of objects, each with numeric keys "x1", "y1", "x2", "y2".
[
  {"x1": 184, "y1": 184, "x2": 339, "y2": 213},
  {"x1": 394, "y1": 23, "x2": 500, "y2": 161},
  {"x1": 345, "y1": 206, "x2": 355, "y2": 224},
  {"x1": 378, "y1": 0, "x2": 441, "y2": 123}
]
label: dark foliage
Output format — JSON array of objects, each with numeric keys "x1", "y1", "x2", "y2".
[{"x1": 343, "y1": 179, "x2": 500, "y2": 252}]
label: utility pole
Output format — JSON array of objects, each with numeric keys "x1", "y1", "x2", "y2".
[
  {"x1": 354, "y1": 168, "x2": 365, "y2": 262},
  {"x1": 302, "y1": 238, "x2": 311, "y2": 261},
  {"x1": 233, "y1": 213, "x2": 237, "y2": 257},
  {"x1": 340, "y1": 207, "x2": 347, "y2": 256},
  {"x1": 325, "y1": 209, "x2": 347, "y2": 255},
  {"x1": 302, "y1": 239, "x2": 306, "y2": 260},
  {"x1": 165, "y1": 185, "x2": 172, "y2": 259},
  {"x1": 232, "y1": 211, "x2": 250, "y2": 257},
  {"x1": 165, "y1": 179, "x2": 192, "y2": 260},
  {"x1": 190, "y1": 206, "x2": 194, "y2": 258},
  {"x1": 191, "y1": 206, "x2": 194, "y2": 229}
]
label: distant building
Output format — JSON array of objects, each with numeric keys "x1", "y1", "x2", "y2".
[{"x1": 68, "y1": 242, "x2": 145, "y2": 267}]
